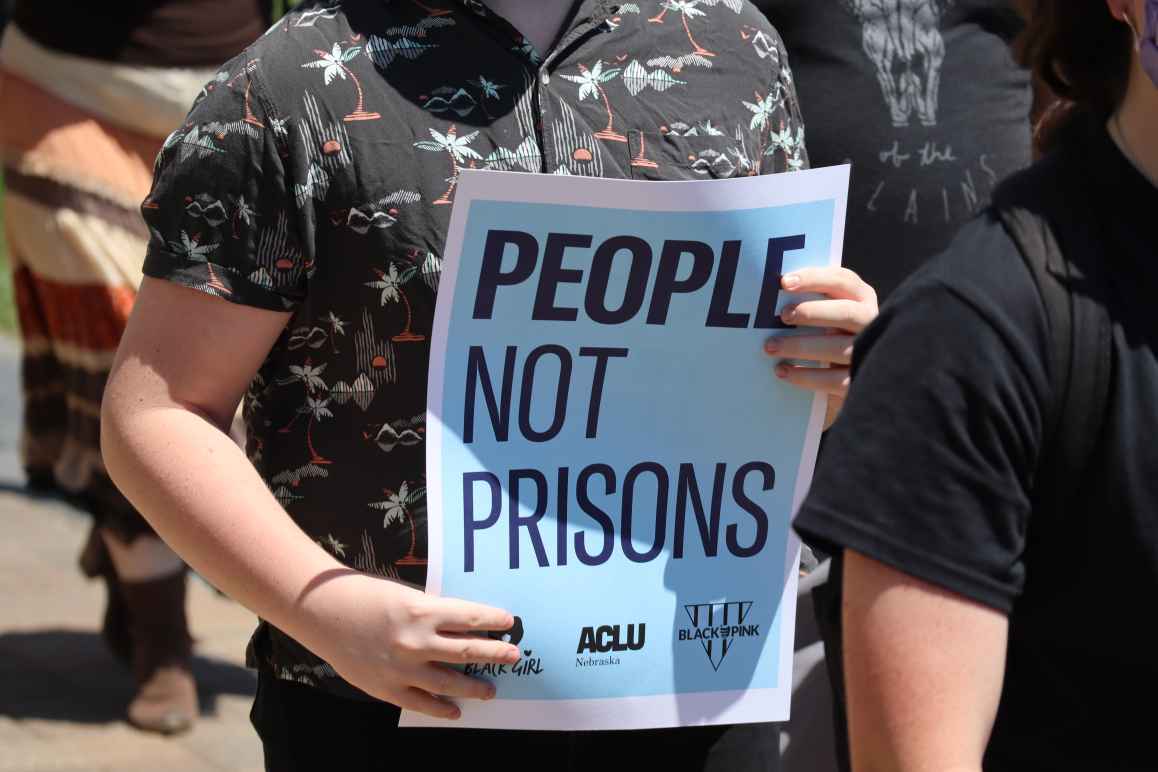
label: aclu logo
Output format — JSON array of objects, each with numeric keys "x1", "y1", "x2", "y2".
[
  {"x1": 678, "y1": 601, "x2": 760, "y2": 671},
  {"x1": 576, "y1": 624, "x2": 646, "y2": 654},
  {"x1": 467, "y1": 616, "x2": 544, "y2": 678},
  {"x1": 575, "y1": 623, "x2": 645, "y2": 668}
]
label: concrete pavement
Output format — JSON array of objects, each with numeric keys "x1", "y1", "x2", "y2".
[
  {"x1": 0, "y1": 336, "x2": 265, "y2": 772},
  {"x1": 0, "y1": 335, "x2": 24, "y2": 484}
]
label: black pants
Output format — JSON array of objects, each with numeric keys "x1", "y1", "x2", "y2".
[{"x1": 251, "y1": 670, "x2": 781, "y2": 771}]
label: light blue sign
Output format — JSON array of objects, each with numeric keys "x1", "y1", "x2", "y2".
[{"x1": 411, "y1": 167, "x2": 849, "y2": 730}]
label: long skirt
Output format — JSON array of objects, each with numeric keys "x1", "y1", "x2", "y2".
[{"x1": 0, "y1": 24, "x2": 213, "y2": 539}]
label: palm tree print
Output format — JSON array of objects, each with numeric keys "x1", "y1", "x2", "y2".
[
  {"x1": 319, "y1": 534, "x2": 348, "y2": 558},
  {"x1": 744, "y1": 90, "x2": 782, "y2": 131},
  {"x1": 301, "y1": 42, "x2": 381, "y2": 122},
  {"x1": 232, "y1": 194, "x2": 256, "y2": 239},
  {"x1": 631, "y1": 130, "x2": 658, "y2": 169},
  {"x1": 464, "y1": 75, "x2": 507, "y2": 119},
  {"x1": 226, "y1": 58, "x2": 266, "y2": 127},
  {"x1": 178, "y1": 126, "x2": 226, "y2": 162},
  {"x1": 169, "y1": 231, "x2": 229, "y2": 294},
  {"x1": 366, "y1": 263, "x2": 403, "y2": 305},
  {"x1": 298, "y1": 395, "x2": 334, "y2": 464},
  {"x1": 325, "y1": 312, "x2": 347, "y2": 352},
  {"x1": 560, "y1": 61, "x2": 626, "y2": 143},
  {"x1": 369, "y1": 480, "x2": 427, "y2": 566},
  {"x1": 282, "y1": 362, "x2": 328, "y2": 392},
  {"x1": 168, "y1": 231, "x2": 219, "y2": 262},
  {"x1": 649, "y1": 1, "x2": 716, "y2": 58},
  {"x1": 414, "y1": 125, "x2": 482, "y2": 205},
  {"x1": 471, "y1": 75, "x2": 504, "y2": 101},
  {"x1": 766, "y1": 123, "x2": 807, "y2": 170},
  {"x1": 276, "y1": 360, "x2": 333, "y2": 464},
  {"x1": 301, "y1": 395, "x2": 333, "y2": 421},
  {"x1": 373, "y1": 482, "x2": 410, "y2": 527},
  {"x1": 366, "y1": 263, "x2": 424, "y2": 343},
  {"x1": 287, "y1": 313, "x2": 347, "y2": 356}
]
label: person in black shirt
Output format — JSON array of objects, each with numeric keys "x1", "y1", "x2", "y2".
[
  {"x1": 754, "y1": 0, "x2": 1035, "y2": 302},
  {"x1": 750, "y1": 3, "x2": 1039, "y2": 769},
  {"x1": 795, "y1": 0, "x2": 1158, "y2": 769}
]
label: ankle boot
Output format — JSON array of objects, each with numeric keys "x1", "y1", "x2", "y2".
[
  {"x1": 77, "y1": 526, "x2": 132, "y2": 664},
  {"x1": 119, "y1": 571, "x2": 199, "y2": 735}
]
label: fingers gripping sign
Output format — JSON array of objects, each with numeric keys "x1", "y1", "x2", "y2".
[
  {"x1": 763, "y1": 266, "x2": 879, "y2": 427},
  {"x1": 307, "y1": 575, "x2": 521, "y2": 720}
]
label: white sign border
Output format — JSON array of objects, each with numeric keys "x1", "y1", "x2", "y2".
[{"x1": 408, "y1": 165, "x2": 850, "y2": 730}]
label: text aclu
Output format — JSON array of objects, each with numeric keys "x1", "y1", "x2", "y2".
[
  {"x1": 472, "y1": 230, "x2": 807, "y2": 328},
  {"x1": 576, "y1": 624, "x2": 646, "y2": 654}
]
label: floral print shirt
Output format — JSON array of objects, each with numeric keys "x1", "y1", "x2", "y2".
[{"x1": 142, "y1": 0, "x2": 808, "y2": 696}]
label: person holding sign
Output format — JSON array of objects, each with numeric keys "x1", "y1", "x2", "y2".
[
  {"x1": 796, "y1": 0, "x2": 1158, "y2": 769},
  {"x1": 101, "y1": 1, "x2": 876, "y2": 769}
]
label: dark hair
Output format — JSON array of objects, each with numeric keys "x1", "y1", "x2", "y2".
[{"x1": 1019, "y1": 0, "x2": 1135, "y2": 151}]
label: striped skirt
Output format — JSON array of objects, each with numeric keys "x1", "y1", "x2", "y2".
[{"x1": 0, "y1": 26, "x2": 214, "y2": 538}]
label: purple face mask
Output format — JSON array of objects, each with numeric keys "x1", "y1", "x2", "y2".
[{"x1": 1142, "y1": 0, "x2": 1158, "y2": 86}]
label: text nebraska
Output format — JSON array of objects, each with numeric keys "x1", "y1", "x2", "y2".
[{"x1": 576, "y1": 655, "x2": 621, "y2": 668}]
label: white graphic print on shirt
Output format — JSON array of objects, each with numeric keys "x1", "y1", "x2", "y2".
[{"x1": 844, "y1": 0, "x2": 951, "y2": 127}]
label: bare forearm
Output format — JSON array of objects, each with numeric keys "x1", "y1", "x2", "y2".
[
  {"x1": 101, "y1": 402, "x2": 344, "y2": 653},
  {"x1": 100, "y1": 281, "x2": 525, "y2": 718},
  {"x1": 843, "y1": 550, "x2": 1006, "y2": 772}
]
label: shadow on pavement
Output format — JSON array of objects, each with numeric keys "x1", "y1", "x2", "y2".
[
  {"x1": 0, "y1": 629, "x2": 256, "y2": 724},
  {"x1": 0, "y1": 479, "x2": 95, "y2": 517},
  {"x1": 0, "y1": 479, "x2": 63, "y2": 499}
]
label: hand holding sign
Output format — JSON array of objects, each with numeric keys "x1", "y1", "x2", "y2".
[
  {"x1": 762, "y1": 266, "x2": 879, "y2": 427},
  {"x1": 299, "y1": 571, "x2": 520, "y2": 719}
]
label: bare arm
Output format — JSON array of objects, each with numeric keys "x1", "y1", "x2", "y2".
[
  {"x1": 842, "y1": 549, "x2": 1009, "y2": 772},
  {"x1": 103, "y1": 277, "x2": 316, "y2": 634},
  {"x1": 103, "y1": 278, "x2": 520, "y2": 718}
]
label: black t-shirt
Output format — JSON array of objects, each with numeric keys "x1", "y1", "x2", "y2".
[
  {"x1": 756, "y1": 0, "x2": 1032, "y2": 299},
  {"x1": 795, "y1": 120, "x2": 1158, "y2": 770}
]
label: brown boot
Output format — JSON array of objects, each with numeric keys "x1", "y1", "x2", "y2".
[
  {"x1": 119, "y1": 571, "x2": 199, "y2": 735},
  {"x1": 77, "y1": 526, "x2": 132, "y2": 664}
]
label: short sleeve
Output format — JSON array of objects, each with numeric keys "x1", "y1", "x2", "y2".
[
  {"x1": 141, "y1": 51, "x2": 306, "y2": 311},
  {"x1": 758, "y1": 29, "x2": 809, "y2": 174},
  {"x1": 795, "y1": 218, "x2": 1051, "y2": 613}
]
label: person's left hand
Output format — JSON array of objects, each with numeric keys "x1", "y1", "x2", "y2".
[{"x1": 763, "y1": 267, "x2": 878, "y2": 428}]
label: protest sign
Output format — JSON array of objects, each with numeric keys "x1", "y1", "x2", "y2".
[{"x1": 402, "y1": 166, "x2": 849, "y2": 730}]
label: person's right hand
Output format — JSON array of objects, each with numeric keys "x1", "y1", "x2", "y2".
[{"x1": 300, "y1": 571, "x2": 521, "y2": 719}]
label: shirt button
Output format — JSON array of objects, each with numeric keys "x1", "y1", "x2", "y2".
[{"x1": 540, "y1": 72, "x2": 551, "y2": 86}]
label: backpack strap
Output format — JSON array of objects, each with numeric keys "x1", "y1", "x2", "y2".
[{"x1": 996, "y1": 181, "x2": 1113, "y2": 517}]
